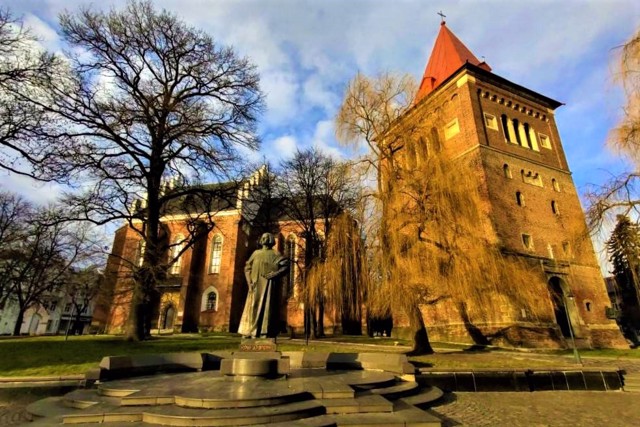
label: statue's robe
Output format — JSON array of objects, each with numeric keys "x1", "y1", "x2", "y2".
[{"x1": 238, "y1": 247, "x2": 288, "y2": 338}]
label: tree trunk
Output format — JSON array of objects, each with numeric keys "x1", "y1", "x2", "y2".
[
  {"x1": 127, "y1": 285, "x2": 145, "y2": 341},
  {"x1": 12, "y1": 308, "x2": 25, "y2": 336},
  {"x1": 405, "y1": 302, "x2": 434, "y2": 355},
  {"x1": 317, "y1": 295, "x2": 325, "y2": 337}
]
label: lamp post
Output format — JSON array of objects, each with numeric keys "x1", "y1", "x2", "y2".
[{"x1": 563, "y1": 294, "x2": 582, "y2": 365}]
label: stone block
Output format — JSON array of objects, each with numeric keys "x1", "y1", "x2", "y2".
[
  {"x1": 283, "y1": 351, "x2": 304, "y2": 368},
  {"x1": 326, "y1": 353, "x2": 360, "y2": 370},
  {"x1": 99, "y1": 356, "x2": 132, "y2": 371},
  {"x1": 302, "y1": 352, "x2": 329, "y2": 368},
  {"x1": 158, "y1": 352, "x2": 203, "y2": 371}
]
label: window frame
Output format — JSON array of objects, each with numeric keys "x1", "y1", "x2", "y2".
[{"x1": 209, "y1": 234, "x2": 223, "y2": 274}]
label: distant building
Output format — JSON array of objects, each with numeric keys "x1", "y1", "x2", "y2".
[
  {"x1": 0, "y1": 288, "x2": 95, "y2": 336},
  {"x1": 386, "y1": 21, "x2": 626, "y2": 348}
]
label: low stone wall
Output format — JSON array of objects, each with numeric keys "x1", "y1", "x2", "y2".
[{"x1": 418, "y1": 368, "x2": 624, "y2": 392}]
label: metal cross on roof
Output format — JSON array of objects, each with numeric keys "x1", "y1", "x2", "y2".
[{"x1": 437, "y1": 11, "x2": 446, "y2": 23}]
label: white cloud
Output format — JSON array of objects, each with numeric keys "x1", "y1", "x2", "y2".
[
  {"x1": 272, "y1": 135, "x2": 298, "y2": 159},
  {"x1": 0, "y1": 173, "x2": 63, "y2": 205},
  {"x1": 312, "y1": 120, "x2": 343, "y2": 159},
  {"x1": 261, "y1": 71, "x2": 300, "y2": 125},
  {"x1": 22, "y1": 13, "x2": 59, "y2": 48}
]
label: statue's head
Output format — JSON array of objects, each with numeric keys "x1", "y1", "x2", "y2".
[{"x1": 259, "y1": 232, "x2": 275, "y2": 248}]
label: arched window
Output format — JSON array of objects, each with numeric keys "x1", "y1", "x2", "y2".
[
  {"x1": 430, "y1": 127, "x2": 441, "y2": 152},
  {"x1": 170, "y1": 234, "x2": 185, "y2": 275},
  {"x1": 201, "y1": 286, "x2": 219, "y2": 312},
  {"x1": 512, "y1": 119, "x2": 522, "y2": 145},
  {"x1": 552, "y1": 178, "x2": 560, "y2": 192},
  {"x1": 209, "y1": 234, "x2": 223, "y2": 274},
  {"x1": 162, "y1": 305, "x2": 175, "y2": 329},
  {"x1": 501, "y1": 114, "x2": 511, "y2": 142},
  {"x1": 418, "y1": 137, "x2": 428, "y2": 161},
  {"x1": 516, "y1": 191, "x2": 524, "y2": 207},
  {"x1": 551, "y1": 200, "x2": 559, "y2": 215},
  {"x1": 503, "y1": 164, "x2": 512, "y2": 179},
  {"x1": 406, "y1": 143, "x2": 417, "y2": 170}
]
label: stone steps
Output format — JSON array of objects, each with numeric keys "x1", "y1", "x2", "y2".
[
  {"x1": 61, "y1": 399, "x2": 326, "y2": 426},
  {"x1": 332, "y1": 400, "x2": 441, "y2": 427},
  {"x1": 319, "y1": 395, "x2": 393, "y2": 414},
  {"x1": 398, "y1": 386, "x2": 444, "y2": 408},
  {"x1": 368, "y1": 381, "x2": 419, "y2": 400},
  {"x1": 27, "y1": 366, "x2": 443, "y2": 426}
]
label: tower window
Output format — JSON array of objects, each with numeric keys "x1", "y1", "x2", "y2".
[
  {"x1": 585, "y1": 302, "x2": 592, "y2": 312},
  {"x1": 552, "y1": 178, "x2": 560, "y2": 192},
  {"x1": 512, "y1": 119, "x2": 522, "y2": 145},
  {"x1": 522, "y1": 233, "x2": 533, "y2": 249},
  {"x1": 444, "y1": 118, "x2": 460, "y2": 140},
  {"x1": 562, "y1": 241, "x2": 571, "y2": 256},
  {"x1": 551, "y1": 200, "x2": 559, "y2": 215},
  {"x1": 501, "y1": 114, "x2": 512, "y2": 142},
  {"x1": 503, "y1": 164, "x2": 512, "y2": 179},
  {"x1": 516, "y1": 191, "x2": 525, "y2": 207},
  {"x1": 431, "y1": 128, "x2": 441, "y2": 152},
  {"x1": 484, "y1": 113, "x2": 498, "y2": 131},
  {"x1": 521, "y1": 169, "x2": 543, "y2": 187},
  {"x1": 539, "y1": 133, "x2": 551, "y2": 149}
]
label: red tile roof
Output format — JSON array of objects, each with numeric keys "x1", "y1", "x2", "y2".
[{"x1": 415, "y1": 22, "x2": 491, "y2": 103}]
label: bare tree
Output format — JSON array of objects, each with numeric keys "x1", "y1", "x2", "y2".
[
  {"x1": 9, "y1": 1, "x2": 264, "y2": 340},
  {"x1": 0, "y1": 201, "x2": 93, "y2": 336},
  {"x1": 276, "y1": 147, "x2": 359, "y2": 338},
  {"x1": 62, "y1": 266, "x2": 103, "y2": 336},
  {"x1": 586, "y1": 27, "x2": 640, "y2": 229},
  {"x1": 0, "y1": 190, "x2": 31, "y2": 306},
  {"x1": 0, "y1": 9, "x2": 59, "y2": 177}
]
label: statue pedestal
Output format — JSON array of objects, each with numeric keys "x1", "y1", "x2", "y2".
[{"x1": 220, "y1": 338, "x2": 288, "y2": 378}]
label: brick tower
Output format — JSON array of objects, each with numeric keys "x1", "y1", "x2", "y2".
[{"x1": 394, "y1": 21, "x2": 626, "y2": 348}]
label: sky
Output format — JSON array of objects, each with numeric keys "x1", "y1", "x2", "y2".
[{"x1": 1, "y1": 0, "x2": 639, "y2": 269}]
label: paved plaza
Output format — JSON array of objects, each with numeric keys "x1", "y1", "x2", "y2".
[
  {"x1": 1, "y1": 346, "x2": 639, "y2": 426},
  {"x1": 430, "y1": 391, "x2": 640, "y2": 426}
]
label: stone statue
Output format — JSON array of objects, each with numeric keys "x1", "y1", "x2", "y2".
[{"x1": 238, "y1": 233, "x2": 289, "y2": 338}]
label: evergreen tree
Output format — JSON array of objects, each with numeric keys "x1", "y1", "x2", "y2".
[{"x1": 607, "y1": 215, "x2": 640, "y2": 338}]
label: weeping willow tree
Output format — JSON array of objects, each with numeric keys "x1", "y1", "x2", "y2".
[
  {"x1": 586, "y1": 26, "x2": 640, "y2": 230},
  {"x1": 336, "y1": 73, "x2": 551, "y2": 354},
  {"x1": 305, "y1": 212, "x2": 368, "y2": 335}
]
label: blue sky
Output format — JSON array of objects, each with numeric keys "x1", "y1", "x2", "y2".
[{"x1": 1, "y1": 0, "x2": 639, "y2": 268}]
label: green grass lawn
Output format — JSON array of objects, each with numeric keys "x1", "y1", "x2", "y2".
[
  {"x1": 0, "y1": 334, "x2": 406, "y2": 377},
  {"x1": 0, "y1": 334, "x2": 637, "y2": 377},
  {"x1": 0, "y1": 334, "x2": 241, "y2": 377}
]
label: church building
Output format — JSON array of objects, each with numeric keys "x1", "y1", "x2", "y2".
[
  {"x1": 96, "y1": 168, "x2": 338, "y2": 336},
  {"x1": 389, "y1": 20, "x2": 626, "y2": 348}
]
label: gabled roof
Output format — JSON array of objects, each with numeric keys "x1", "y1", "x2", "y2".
[{"x1": 415, "y1": 21, "x2": 491, "y2": 103}]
